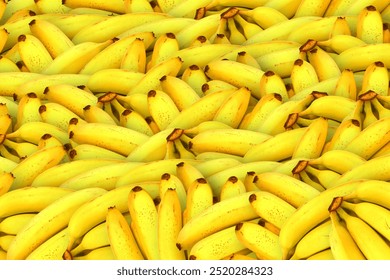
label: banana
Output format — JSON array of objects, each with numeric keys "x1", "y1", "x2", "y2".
[
  {"x1": 0, "y1": 186, "x2": 73, "y2": 218},
  {"x1": 7, "y1": 187, "x2": 107, "y2": 260},
  {"x1": 17, "y1": 34, "x2": 53, "y2": 73},
  {"x1": 165, "y1": 88, "x2": 235, "y2": 129},
  {"x1": 306, "y1": 249, "x2": 334, "y2": 260},
  {"x1": 62, "y1": 0, "x2": 127, "y2": 14},
  {"x1": 106, "y1": 206, "x2": 144, "y2": 260},
  {"x1": 332, "y1": 68, "x2": 357, "y2": 100},
  {"x1": 226, "y1": 17, "x2": 246, "y2": 45},
  {"x1": 183, "y1": 178, "x2": 214, "y2": 224},
  {"x1": 66, "y1": 185, "x2": 141, "y2": 251},
  {"x1": 44, "y1": 84, "x2": 97, "y2": 118},
  {"x1": 204, "y1": 59, "x2": 264, "y2": 99},
  {"x1": 59, "y1": 161, "x2": 144, "y2": 191},
  {"x1": 341, "y1": 201, "x2": 390, "y2": 242},
  {"x1": 119, "y1": 109, "x2": 153, "y2": 136},
  {"x1": 146, "y1": 32, "x2": 178, "y2": 70},
  {"x1": 334, "y1": 43, "x2": 390, "y2": 72},
  {"x1": 189, "y1": 128, "x2": 272, "y2": 157},
  {"x1": 35, "y1": 0, "x2": 71, "y2": 13},
  {"x1": 69, "y1": 118, "x2": 150, "y2": 156},
  {"x1": 356, "y1": 5, "x2": 384, "y2": 44},
  {"x1": 42, "y1": 39, "x2": 114, "y2": 74},
  {"x1": 342, "y1": 116, "x2": 390, "y2": 159},
  {"x1": 360, "y1": 61, "x2": 389, "y2": 96},
  {"x1": 219, "y1": 176, "x2": 246, "y2": 201},
  {"x1": 324, "y1": 0, "x2": 355, "y2": 16},
  {"x1": 0, "y1": 235, "x2": 15, "y2": 252},
  {"x1": 205, "y1": 0, "x2": 269, "y2": 9},
  {"x1": 0, "y1": 55, "x2": 19, "y2": 72},
  {"x1": 31, "y1": 158, "x2": 121, "y2": 187},
  {"x1": 158, "y1": 188, "x2": 186, "y2": 260},
  {"x1": 233, "y1": 14, "x2": 263, "y2": 40},
  {"x1": 329, "y1": 16, "x2": 352, "y2": 36},
  {"x1": 127, "y1": 186, "x2": 159, "y2": 260},
  {"x1": 175, "y1": 13, "x2": 220, "y2": 49},
  {"x1": 235, "y1": 50, "x2": 261, "y2": 69},
  {"x1": 317, "y1": 35, "x2": 366, "y2": 55},
  {"x1": 25, "y1": 228, "x2": 70, "y2": 260},
  {"x1": 9, "y1": 144, "x2": 67, "y2": 190},
  {"x1": 13, "y1": 92, "x2": 42, "y2": 130},
  {"x1": 69, "y1": 144, "x2": 124, "y2": 161},
  {"x1": 308, "y1": 149, "x2": 366, "y2": 174},
  {"x1": 87, "y1": 69, "x2": 144, "y2": 94},
  {"x1": 289, "y1": 220, "x2": 331, "y2": 260},
  {"x1": 336, "y1": 206, "x2": 390, "y2": 259},
  {"x1": 159, "y1": 75, "x2": 200, "y2": 111},
  {"x1": 290, "y1": 58, "x2": 320, "y2": 94},
  {"x1": 124, "y1": 0, "x2": 154, "y2": 13},
  {"x1": 38, "y1": 103, "x2": 86, "y2": 132},
  {"x1": 176, "y1": 161, "x2": 205, "y2": 192},
  {"x1": 72, "y1": 246, "x2": 115, "y2": 260},
  {"x1": 307, "y1": 46, "x2": 342, "y2": 82},
  {"x1": 278, "y1": 179, "x2": 377, "y2": 259},
  {"x1": 254, "y1": 172, "x2": 320, "y2": 208},
  {"x1": 155, "y1": 0, "x2": 184, "y2": 13},
  {"x1": 239, "y1": 93, "x2": 283, "y2": 131},
  {"x1": 328, "y1": 210, "x2": 365, "y2": 260},
  {"x1": 128, "y1": 56, "x2": 182, "y2": 95},
  {"x1": 243, "y1": 127, "x2": 308, "y2": 162},
  {"x1": 82, "y1": 104, "x2": 117, "y2": 125},
  {"x1": 120, "y1": 37, "x2": 147, "y2": 73},
  {"x1": 239, "y1": 6, "x2": 288, "y2": 29},
  {"x1": 201, "y1": 79, "x2": 237, "y2": 95},
  {"x1": 180, "y1": 64, "x2": 209, "y2": 97},
  {"x1": 29, "y1": 18, "x2": 74, "y2": 59},
  {"x1": 147, "y1": 89, "x2": 180, "y2": 130},
  {"x1": 167, "y1": 0, "x2": 212, "y2": 18},
  {"x1": 235, "y1": 221, "x2": 282, "y2": 260},
  {"x1": 324, "y1": 118, "x2": 361, "y2": 152},
  {"x1": 176, "y1": 191, "x2": 259, "y2": 250},
  {"x1": 2, "y1": 138, "x2": 39, "y2": 159},
  {"x1": 189, "y1": 224, "x2": 247, "y2": 260},
  {"x1": 294, "y1": 0, "x2": 332, "y2": 17},
  {"x1": 159, "y1": 173, "x2": 187, "y2": 212},
  {"x1": 212, "y1": 87, "x2": 251, "y2": 128},
  {"x1": 0, "y1": 172, "x2": 15, "y2": 196},
  {"x1": 259, "y1": 71, "x2": 289, "y2": 101},
  {"x1": 183, "y1": 120, "x2": 232, "y2": 137},
  {"x1": 127, "y1": 128, "x2": 180, "y2": 162},
  {"x1": 70, "y1": 221, "x2": 110, "y2": 257},
  {"x1": 80, "y1": 32, "x2": 154, "y2": 75},
  {"x1": 249, "y1": 191, "x2": 296, "y2": 229},
  {"x1": 205, "y1": 161, "x2": 281, "y2": 196}
]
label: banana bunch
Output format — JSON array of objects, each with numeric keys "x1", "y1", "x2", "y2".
[{"x1": 0, "y1": 0, "x2": 390, "y2": 260}]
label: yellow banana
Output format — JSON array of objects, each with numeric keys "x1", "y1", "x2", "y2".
[
  {"x1": 324, "y1": 118, "x2": 362, "y2": 152},
  {"x1": 2, "y1": 138, "x2": 39, "y2": 159},
  {"x1": 360, "y1": 61, "x2": 389, "y2": 96},
  {"x1": 233, "y1": 14, "x2": 263, "y2": 40},
  {"x1": 26, "y1": 228, "x2": 70, "y2": 260},
  {"x1": 106, "y1": 206, "x2": 143, "y2": 260},
  {"x1": 204, "y1": 59, "x2": 264, "y2": 99},
  {"x1": 13, "y1": 92, "x2": 42, "y2": 130},
  {"x1": 82, "y1": 104, "x2": 117, "y2": 125},
  {"x1": 29, "y1": 18, "x2": 74, "y2": 59},
  {"x1": 176, "y1": 191, "x2": 259, "y2": 250},
  {"x1": 180, "y1": 64, "x2": 209, "y2": 97},
  {"x1": 80, "y1": 32, "x2": 154, "y2": 75},
  {"x1": 189, "y1": 225, "x2": 247, "y2": 260},
  {"x1": 175, "y1": 161, "x2": 205, "y2": 192},
  {"x1": 167, "y1": 0, "x2": 212, "y2": 18},
  {"x1": 9, "y1": 144, "x2": 67, "y2": 190},
  {"x1": 324, "y1": 0, "x2": 355, "y2": 16},
  {"x1": 329, "y1": 16, "x2": 352, "y2": 36},
  {"x1": 35, "y1": 0, "x2": 71, "y2": 13},
  {"x1": 124, "y1": 0, "x2": 153, "y2": 13},
  {"x1": 294, "y1": 0, "x2": 332, "y2": 17},
  {"x1": 289, "y1": 220, "x2": 331, "y2": 260},
  {"x1": 356, "y1": 5, "x2": 384, "y2": 44},
  {"x1": 290, "y1": 58, "x2": 320, "y2": 94},
  {"x1": 0, "y1": 172, "x2": 15, "y2": 196},
  {"x1": 158, "y1": 188, "x2": 186, "y2": 260},
  {"x1": 239, "y1": 6, "x2": 288, "y2": 29},
  {"x1": 72, "y1": 246, "x2": 115, "y2": 260},
  {"x1": 318, "y1": 34, "x2": 366, "y2": 55},
  {"x1": 307, "y1": 46, "x2": 341, "y2": 81},
  {"x1": 189, "y1": 128, "x2": 271, "y2": 157},
  {"x1": 17, "y1": 33, "x2": 53, "y2": 73},
  {"x1": 128, "y1": 186, "x2": 159, "y2": 260},
  {"x1": 219, "y1": 176, "x2": 246, "y2": 201},
  {"x1": 69, "y1": 118, "x2": 150, "y2": 156},
  {"x1": 119, "y1": 109, "x2": 153, "y2": 136},
  {"x1": 235, "y1": 50, "x2": 261, "y2": 69},
  {"x1": 235, "y1": 221, "x2": 282, "y2": 260},
  {"x1": 332, "y1": 68, "x2": 357, "y2": 100},
  {"x1": 159, "y1": 172, "x2": 187, "y2": 212},
  {"x1": 120, "y1": 37, "x2": 147, "y2": 73},
  {"x1": 183, "y1": 178, "x2": 214, "y2": 224},
  {"x1": 147, "y1": 89, "x2": 180, "y2": 130},
  {"x1": 7, "y1": 187, "x2": 107, "y2": 259},
  {"x1": 38, "y1": 103, "x2": 85, "y2": 132},
  {"x1": 342, "y1": 200, "x2": 390, "y2": 242},
  {"x1": 201, "y1": 79, "x2": 237, "y2": 95},
  {"x1": 328, "y1": 210, "x2": 365, "y2": 260},
  {"x1": 0, "y1": 55, "x2": 20, "y2": 72},
  {"x1": 62, "y1": 0, "x2": 127, "y2": 14},
  {"x1": 42, "y1": 39, "x2": 114, "y2": 74},
  {"x1": 336, "y1": 206, "x2": 390, "y2": 260},
  {"x1": 259, "y1": 70, "x2": 289, "y2": 101},
  {"x1": 155, "y1": 0, "x2": 185, "y2": 13},
  {"x1": 304, "y1": 165, "x2": 342, "y2": 190},
  {"x1": 249, "y1": 191, "x2": 296, "y2": 229},
  {"x1": 226, "y1": 17, "x2": 246, "y2": 45},
  {"x1": 308, "y1": 149, "x2": 366, "y2": 174}
]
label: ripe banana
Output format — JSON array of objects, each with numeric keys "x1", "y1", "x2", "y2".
[
  {"x1": 356, "y1": 5, "x2": 384, "y2": 44},
  {"x1": 62, "y1": 0, "x2": 127, "y2": 14}
]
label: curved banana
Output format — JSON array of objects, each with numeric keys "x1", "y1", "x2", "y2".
[
  {"x1": 204, "y1": 59, "x2": 264, "y2": 99},
  {"x1": 259, "y1": 71, "x2": 288, "y2": 101},
  {"x1": 62, "y1": 0, "x2": 127, "y2": 14},
  {"x1": 29, "y1": 18, "x2": 74, "y2": 59},
  {"x1": 249, "y1": 191, "x2": 296, "y2": 229},
  {"x1": 180, "y1": 64, "x2": 209, "y2": 97},
  {"x1": 235, "y1": 221, "x2": 282, "y2": 260},
  {"x1": 0, "y1": 171, "x2": 15, "y2": 197},
  {"x1": 167, "y1": 0, "x2": 212, "y2": 18},
  {"x1": 336, "y1": 207, "x2": 390, "y2": 260},
  {"x1": 189, "y1": 128, "x2": 271, "y2": 157},
  {"x1": 233, "y1": 14, "x2": 263, "y2": 40},
  {"x1": 176, "y1": 191, "x2": 259, "y2": 250},
  {"x1": 9, "y1": 145, "x2": 67, "y2": 190},
  {"x1": 317, "y1": 34, "x2": 366, "y2": 54},
  {"x1": 329, "y1": 16, "x2": 352, "y2": 36},
  {"x1": 69, "y1": 119, "x2": 150, "y2": 156},
  {"x1": 307, "y1": 46, "x2": 341, "y2": 81},
  {"x1": 7, "y1": 187, "x2": 107, "y2": 259},
  {"x1": 119, "y1": 108, "x2": 153, "y2": 136},
  {"x1": 44, "y1": 84, "x2": 97, "y2": 117},
  {"x1": 120, "y1": 37, "x2": 147, "y2": 73},
  {"x1": 239, "y1": 6, "x2": 288, "y2": 29},
  {"x1": 360, "y1": 61, "x2": 389, "y2": 96},
  {"x1": 332, "y1": 68, "x2": 357, "y2": 100},
  {"x1": 289, "y1": 220, "x2": 331, "y2": 260},
  {"x1": 158, "y1": 188, "x2": 186, "y2": 260},
  {"x1": 328, "y1": 211, "x2": 365, "y2": 260},
  {"x1": 26, "y1": 228, "x2": 70, "y2": 260},
  {"x1": 147, "y1": 89, "x2": 180, "y2": 130},
  {"x1": 72, "y1": 246, "x2": 115, "y2": 260},
  {"x1": 175, "y1": 161, "x2": 205, "y2": 192},
  {"x1": 290, "y1": 58, "x2": 319, "y2": 94},
  {"x1": 82, "y1": 104, "x2": 117, "y2": 125},
  {"x1": 13, "y1": 92, "x2": 42, "y2": 130},
  {"x1": 356, "y1": 5, "x2": 384, "y2": 44},
  {"x1": 106, "y1": 206, "x2": 144, "y2": 260}
]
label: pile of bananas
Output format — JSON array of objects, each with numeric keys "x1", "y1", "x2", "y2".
[{"x1": 0, "y1": 0, "x2": 390, "y2": 261}]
